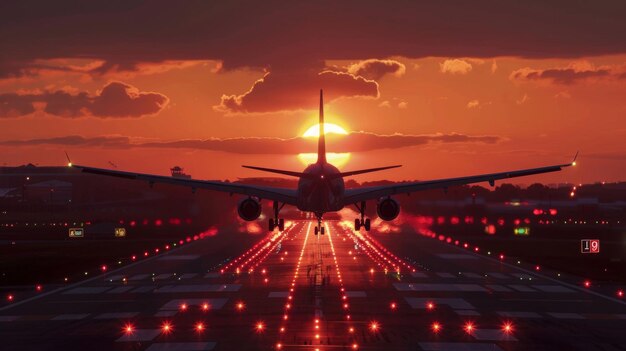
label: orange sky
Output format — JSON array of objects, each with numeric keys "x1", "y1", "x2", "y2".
[{"x1": 1, "y1": 2, "x2": 625, "y2": 185}]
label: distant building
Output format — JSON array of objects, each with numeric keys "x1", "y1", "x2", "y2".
[{"x1": 170, "y1": 166, "x2": 191, "y2": 179}]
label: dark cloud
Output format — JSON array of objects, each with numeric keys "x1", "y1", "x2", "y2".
[
  {"x1": 0, "y1": 132, "x2": 502, "y2": 154},
  {"x1": 216, "y1": 71, "x2": 378, "y2": 113},
  {"x1": 510, "y1": 66, "x2": 621, "y2": 84},
  {"x1": 1, "y1": 1, "x2": 625, "y2": 78},
  {"x1": 346, "y1": 59, "x2": 406, "y2": 80},
  {"x1": 0, "y1": 82, "x2": 168, "y2": 118}
]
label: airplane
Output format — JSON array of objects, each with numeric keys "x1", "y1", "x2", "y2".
[{"x1": 67, "y1": 90, "x2": 577, "y2": 235}]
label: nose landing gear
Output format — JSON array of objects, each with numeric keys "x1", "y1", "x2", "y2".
[
  {"x1": 314, "y1": 214, "x2": 325, "y2": 235},
  {"x1": 269, "y1": 201, "x2": 285, "y2": 232},
  {"x1": 354, "y1": 201, "x2": 370, "y2": 231}
]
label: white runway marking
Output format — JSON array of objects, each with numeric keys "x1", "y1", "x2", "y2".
[
  {"x1": 507, "y1": 284, "x2": 537, "y2": 292},
  {"x1": 497, "y1": 311, "x2": 542, "y2": 318},
  {"x1": 394, "y1": 283, "x2": 487, "y2": 292},
  {"x1": 472, "y1": 329, "x2": 518, "y2": 341},
  {"x1": 158, "y1": 255, "x2": 200, "y2": 261},
  {"x1": 411, "y1": 272, "x2": 428, "y2": 278},
  {"x1": 51, "y1": 314, "x2": 90, "y2": 321},
  {"x1": 63, "y1": 287, "x2": 111, "y2": 294},
  {"x1": 268, "y1": 292, "x2": 289, "y2": 298},
  {"x1": 159, "y1": 298, "x2": 228, "y2": 311},
  {"x1": 95, "y1": 312, "x2": 139, "y2": 319},
  {"x1": 405, "y1": 297, "x2": 475, "y2": 309},
  {"x1": 116, "y1": 329, "x2": 161, "y2": 342},
  {"x1": 547, "y1": 312, "x2": 585, "y2": 319},
  {"x1": 145, "y1": 342, "x2": 217, "y2": 351},
  {"x1": 437, "y1": 254, "x2": 478, "y2": 260},
  {"x1": 532, "y1": 285, "x2": 575, "y2": 293},
  {"x1": 155, "y1": 284, "x2": 241, "y2": 293},
  {"x1": 436, "y1": 272, "x2": 455, "y2": 278},
  {"x1": 107, "y1": 286, "x2": 134, "y2": 294},
  {"x1": 419, "y1": 342, "x2": 503, "y2": 350}
]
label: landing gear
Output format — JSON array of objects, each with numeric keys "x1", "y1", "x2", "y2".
[
  {"x1": 269, "y1": 201, "x2": 285, "y2": 231},
  {"x1": 314, "y1": 214, "x2": 325, "y2": 235},
  {"x1": 354, "y1": 201, "x2": 370, "y2": 231}
]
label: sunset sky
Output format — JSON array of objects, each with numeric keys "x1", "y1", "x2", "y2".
[{"x1": 1, "y1": 1, "x2": 625, "y2": 185}]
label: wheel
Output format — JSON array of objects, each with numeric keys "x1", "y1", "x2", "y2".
[
  {"x1": 364, "y1": 218, "x2": 371, "y2": 231},
  {"x1": 315, "y1": 226, "x2": 319, "y2": 235},
  {"x1": 269, "y1": 218, "x2": 275, "y2": 231},
  {"x1": 321, "y1": 226, "x2": 325, "y2": 235},
  {"x1": 355, "y1": 218, "x2": 361, "y2": 231},
  {"x1": 278, "y1": 218, "x2": 285, "y2": 231}
]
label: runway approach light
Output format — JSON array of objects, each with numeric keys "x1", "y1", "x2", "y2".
[
  {"x1": 431, "y1": 322, "x2": 441, "y2": 333},
  {"x1": 502, "y1": 322, "x2": 514, "y2": 334}
]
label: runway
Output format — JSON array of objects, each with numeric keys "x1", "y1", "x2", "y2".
[{"x1": 1, "y1": 220, "x2": 625, "y2": 350}]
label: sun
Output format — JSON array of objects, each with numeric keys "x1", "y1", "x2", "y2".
[
  {"x1": 303, "y1": 123, "x2": 348, "y2": 138},
  {"x1": 299, "y1": 122, "x2": 350, "y2": 167}
]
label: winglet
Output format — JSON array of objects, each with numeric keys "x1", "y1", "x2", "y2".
[
  {"x1": 571, "y1": 151, "x2": 579, "y2": 166},
  {"x1": 64, "y1": 151, "x2": 72, "y2": 167}
]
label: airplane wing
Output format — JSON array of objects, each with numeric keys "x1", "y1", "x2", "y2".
[
  {"x1": 342, "y1": 155, "x2": 577, "y2": 205},
  {"x1": 70, "y1": 164, "x2": 298, "y2": 205}
]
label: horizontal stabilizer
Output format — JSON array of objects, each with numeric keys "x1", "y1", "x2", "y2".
[
  {"x1": 327, "y1": 165, "x2": 402, "y2": 179},
  {"x1": 242, "y1": 165, "x2": 315, "y2": 178}
]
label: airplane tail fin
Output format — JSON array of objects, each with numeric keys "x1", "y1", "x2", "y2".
[{"x1": 317, "y1": 89, "x2": 326, "y2": 164}]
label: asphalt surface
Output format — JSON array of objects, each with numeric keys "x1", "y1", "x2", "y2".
[{"x1": 1, "y1": 220, "x2": 625, "y2": 350}]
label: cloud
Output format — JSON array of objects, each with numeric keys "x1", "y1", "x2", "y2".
[
  {"x1": 510, "y1": 61, "x2": 626, "y2": 85},
  {"x1": 0, "y1": 132, "x2": 502, "y2": 154},
  {"x1": 346, "y1": 59, "x2": 406, "y2": 80},
  {"x1": 1, "y1": 1, "x2": 625, "y2": 79},
  {"x1": 215, "y1": 70, "x2": 378, "y2": 113},
  {"x1": 0, "y1": 82, "x2": 168, "y2": 118},
  {"x1": 516, "y1": 94, "x2": 528, "y2": 105},
  {"x1": 440, "y1": 59, "x2": 473, "y2": 75}
]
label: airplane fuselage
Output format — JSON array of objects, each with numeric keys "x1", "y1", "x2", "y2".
[{"x1": 296, "y1": 162, "x2": 345, "y2": 215}]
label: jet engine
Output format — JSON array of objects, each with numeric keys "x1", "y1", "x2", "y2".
[
  {"x1": 377, "y1": 197, "x2": 400, "y2": 221},
  {"x1": 238, "y1": 197, "x2": 262, "y2": 221}
]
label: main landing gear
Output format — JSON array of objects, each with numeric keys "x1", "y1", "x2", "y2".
[
  {"x1": 269, "y1": 201, "x2": 285, "y2": 232},
  {"x1": 314, "y1": 214, "x2": 325, "y2": 235},
  {"x1": 354, "y1": 201, "x2": 370, "y2": 231}
]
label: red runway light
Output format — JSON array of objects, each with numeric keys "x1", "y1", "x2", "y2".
[
  {"x1": 7, "y1": 294, "x2": 14, "y2": 302},
  {"x1": 123, "y1": 323, "x2": 134, "y2": 334},
  {"x1": 180, "y1": 303, "x2": 188, "y2": 311},
  {"x1": 352, "y1": 343, "x2": 359, "y2": 349},
  {"x1": 426, "y1": 301, "x2": 435, "y2": 310},
  {"x1": 36, "y1": 285, "x2": 42, "y2": 292},
  {"x1": 236, "y1": 301, "x2": 245, "y2": 311},
  {"x1": 161, "y1": 322, "x2": 173, "y2": 333},
  {"x1": 431, "y1": 322, "x2": 441, "y2": 333},
  {"x1": 348, "y1": 327, "x2": 355, "y2": 333},
  {"x1": 101, "y1": 265, "x2": 107, "y2": 272},
  {"x1": 535, "y1": 265, "x2": 540, "y2": 271},
  {"x1": 195, "y1": 322, "x2": 205, "y2": 332},
  {"x1": 502, "y1": 322, "x2": 514, "y2": 333},
  {"x1": 499, "y1": 254, "x2": 505, "y2": 260},
  {"x1": 256, "y1": 322, "x2": 265, "y2": 332},
  {"x1": 464, "y1": 322, "x2": 475, "y2": 333},
  {"x1": 202, "y1": 303, "x2": 210, "y2": 311},
  {"x1": 369, "y1": 321, "x2": 380, "y2": 332},
  {"x1": 584, "y1": 280, "x2": 591, "y2": 288},
  {"x1": 618, "y1": 290, "x2": 624, "y2": 298},
  {"x1": 276, "y1": 343, "x2": 282, "y2": 349},
  {"x1": 390, "y1": 302, "x2": 397, "y2": 310}
]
